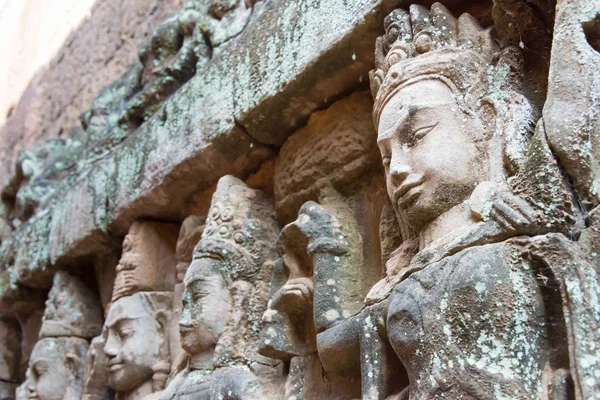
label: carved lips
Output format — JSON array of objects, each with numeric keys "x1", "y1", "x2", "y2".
[
  {"x1": 107, "y1": 359, "x2": 124, "y2": 372},
  {"x1": 393, "y1": 177, "x2": 424, "y2": 209},
  {"x1": 178, "y1": 324, "x2": 195, "y2": 336}
]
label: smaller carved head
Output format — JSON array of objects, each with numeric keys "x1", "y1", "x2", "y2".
[
  {"x1": 179, "y1": 255, "x2": 232, "y2": 355},
  {"x1": 180, "y1": 175, "x2": 278, "y2": 364},
  {"x1": 40, "y1": 272, "x2": 103, "y2": 339},
  {"x1": 103, "y1": 292, "x2": 172, "y2": 393},
  {"x1": 27, "y1": 337, "x2": 88, "y2": 400},
  {"x1": 26, "y1": 271, "x2": 102, "y2": 400}
]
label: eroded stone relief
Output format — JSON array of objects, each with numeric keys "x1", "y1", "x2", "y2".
[
  {"x1": 161, "y1": 175, "x2": 283, "y2": 400},
  {"x1": 24, "y1": 271, "x2": 102, "y2": 400},
  {"x1": 101, "y1": 221, "x2": 178, "y2": 399},
  {"x1": 0, "y1": 0, "x2": 599, "y2": 399}
]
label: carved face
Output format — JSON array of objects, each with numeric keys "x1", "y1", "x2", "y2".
[
  {"x1": 26, "y1": 339, "x2": 71, "y2": 400},
  {"x1": 103, "y1": 295, "x2": 162, "y2": 393},
  {"x1": 179, "y1": 256, "x2": 232, "y2": 355},
  {"x1": 377, "y1": 79, "x2": 490, "y2": 231}
]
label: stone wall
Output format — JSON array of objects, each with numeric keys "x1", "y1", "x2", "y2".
[
  {"x1": 0, "y1": 0, "x2": 598, "y2": 399},
  {"x1": 0, "y1": 0, "x2": 182, "y2": 184}
]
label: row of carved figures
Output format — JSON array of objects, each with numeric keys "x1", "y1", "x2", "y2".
[{"x1": 1, "y1": 2, "x2": 600, "y2": 399}]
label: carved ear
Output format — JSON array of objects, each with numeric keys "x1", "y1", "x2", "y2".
[
  {"x1": 155, "y1": 310, "x2": 169, "y2": 332},
  {"x1": 65, "y1": 352, "x2": 81, "y2": 377}
]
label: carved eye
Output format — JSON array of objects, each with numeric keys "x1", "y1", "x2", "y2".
[
  {"x1": 118, "y1": 329, "x2": 133, "y2": 340},
  {"x1": 382, "y1": 156, "x2": 391, "y2": 169},
  {"x1": 412, "y1": 123, "x2": 438, "y2": 144},
  {"x1": 192, "y1": 291, "x2": 209, "y2": 303},
  {"x1": 33, "y1": 362, "x2": 49, "y2": 377}
]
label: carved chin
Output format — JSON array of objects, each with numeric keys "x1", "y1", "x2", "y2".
[
  {"x1": 180, "y1": 328, "x2": 218, "y2": 355},
  {"x1": 108, "y1": 367, "x2": 148, "y2": 393}
]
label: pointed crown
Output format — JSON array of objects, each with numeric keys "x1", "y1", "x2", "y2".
[
  {"x1": 40, "y1": 271, "x2": 103, "y2": 339},
  {"x1": 371, "y1": 3, "x2": 523, "y2": 124},
  {"x1": 111, "y1": 221, "x2": 179, "y2": 302},
  {"x1": 370, "y1": 3, "x2": 534, "y2": 175},
  {"x1": 194, "y1": 175, "x2": 278, "y2": 283}
]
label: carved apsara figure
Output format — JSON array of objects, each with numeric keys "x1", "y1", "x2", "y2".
[
  {"x1": 102, "y1": 221, "x2": 178, "y2": 400},
  {"x1": 369, "y1": 3, "x2": 600, "y2": 399},
  {"x1": 160, "y1": 175, "x2": 283, "y2": 400},
  {"x1": 168, "y1": 215, "x2": 205, "y2": 373},
  {"x1": 24, "y1": 271, "x2": 103, "y2": 400}
]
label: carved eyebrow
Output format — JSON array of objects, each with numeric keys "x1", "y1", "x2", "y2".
[
  {"x1": 106, "y1": 317, "x2": 136, "y2": 329},
  {"x1": 183, "y1": 277, "x2": 208, "y2": 288},
  {"x1": 378, "y1": 104, "x2": 442, "y2": 143},
  {"x1": 378, "y1": 108, "x2": 410, "y2": 142}
]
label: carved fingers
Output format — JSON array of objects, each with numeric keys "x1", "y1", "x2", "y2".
[
  {"x1": 489, "y1": 191, "x2": 538, "y2": 232},
  {"x1": 270, "y1": 278, "x2": 314, "y2": 315},
  {"x1": 471, "y1": 181, "x2": 539, "y2": 233}
]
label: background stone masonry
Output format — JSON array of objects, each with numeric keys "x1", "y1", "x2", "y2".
[{"x1": 0, "y1": 0, "x2": 598, "y2": 398}]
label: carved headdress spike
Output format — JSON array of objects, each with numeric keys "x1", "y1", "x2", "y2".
[
  {"x1": 40, "y1": 271, "x2": 103, "y2": 339},
  {"x1": 370, "y1": 3, "x2": 523, "y2": 126},
  {"x1": 111, "y1": 221, "x2": 179, "y2": 302},
  {"x1": 193, "y1": 175, "x2": 278, "y2": 284}
]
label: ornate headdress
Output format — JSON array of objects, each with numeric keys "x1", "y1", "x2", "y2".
[
  {"x1": 192, "y1": 175, "x2": 279, "y2": 368},
  {"x1": 194, "y1": 175, "x2": 279, "y2": 284},
  {"x1": 40, "y1": 271, "x2": 103, "y2": 339},
  {"x1": 111, "y1": 221, "x2": 179, "y2": 302},
  {"x1": 370, "y1": 2, "x2": 533, "y2": 177}
]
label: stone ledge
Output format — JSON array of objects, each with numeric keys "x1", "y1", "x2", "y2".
[{"x1": 0, "y1": 0, "x2": 394, "y2": 309}]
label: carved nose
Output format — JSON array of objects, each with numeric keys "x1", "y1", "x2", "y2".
[
  {"x1": 389, "y1": 162, "x2": 410, "y2": 185},
  {"x1": 104, "y1": 336, "x2": 117, "y2": 358}
]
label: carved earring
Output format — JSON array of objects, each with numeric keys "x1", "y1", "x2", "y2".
[{"x1": 152, "y1": 311, "x2": 171, "y2": 392}]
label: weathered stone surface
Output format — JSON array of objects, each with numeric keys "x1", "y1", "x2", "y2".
[
  {"x1": 0, "y1": 0, "x2": 182, "y2": 185},
  {"x1": 0, "y1": 316, "x2": 21, "y2": 383},
  {"x1": 24, "y1": 271, "x2": 102, "y2": 400},
  {"x1": 274, "y1": 91, "x2": 381, "y2": 222},
  {"x1": 543, "y1": 0, "x2": 600, "y2": 211},
  {"x1": 1, "y1": 0, "x2": 599, "y2": 398},
  {"x1": 102, "y1": 221, "x2": 178, "y2": 399},
  {"x1": 162, "y1": 175, "x2": 283, "y2": 399}
]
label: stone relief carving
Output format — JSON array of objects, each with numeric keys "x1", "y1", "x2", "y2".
[
  {"x1": 368, "y1": 3, "x2": 599, "y2": 399},
  {"x1": 82, "y1": 336, "x2": 114, "y2": 400},
  {"x1": 0, "y1": 130, "x2": 84, "y2": 226},
  {"x1": 0, "y1": 0, "x2": 261, "y2": 227},
  {"x1": 24, "y1": 271, "x2": 102, "y2": 400},
  {"x1": 168, "y1": 215, "x2": 205, "y2": 373},
  {"x1": 80, "y1": 0, "x2": 259, "y2": 151},
  {"x1": 161, "y1": 175, "x2": 283, "y2": 400},
  {"x1": 102, "y1": 221, "x2": 178, "y2": 400},
  {"x1": 1, "y1": 1, "x2": 599, "y2": 399}
]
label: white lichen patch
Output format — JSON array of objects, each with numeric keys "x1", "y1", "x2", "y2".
[{"x1": 324, "y1": 309, "x2": 340, "y2": 321}]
